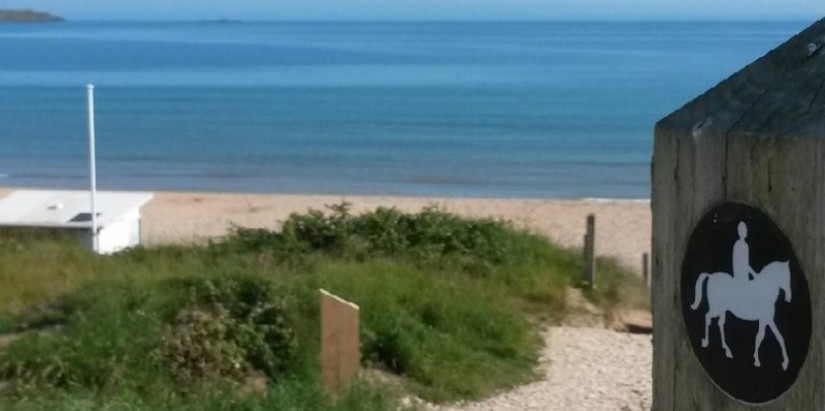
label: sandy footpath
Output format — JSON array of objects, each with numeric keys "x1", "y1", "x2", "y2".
[
  {"x1": 439, "y1": 327, "x2": 652, "y2": 411},
  {"x1": 0, "y1": 188, "x2": 650, "y2": 272}
]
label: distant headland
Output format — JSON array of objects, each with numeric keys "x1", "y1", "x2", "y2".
[{"x1": 0, "y1": 9, "x2": 64, "y2": 22}]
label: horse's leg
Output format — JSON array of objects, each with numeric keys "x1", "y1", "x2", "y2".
[
  {"x1": 768, "y1": 321, "x2": 790, "y2": 371},
  {"x1": 702, "y1": 311, "x2": 713, "y2": 348},
  {"x1": 754, "y1": 320, "x2": 766, "y2": 367},
  {"x1": 718, "y1": 311, "x2": 732, "y2": 358}
]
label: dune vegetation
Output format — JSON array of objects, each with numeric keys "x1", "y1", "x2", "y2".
[{"x1": 0, "y1": 204, "x2": 645, "y2": 410}]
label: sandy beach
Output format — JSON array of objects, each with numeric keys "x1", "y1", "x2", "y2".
[{"x1": 0, "y1": 188, "x2": 651, "y2": 273}]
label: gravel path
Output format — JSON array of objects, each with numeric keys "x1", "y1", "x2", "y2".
[{"x1": 439, "y1": 327, "x2": 652, "y2": 411}]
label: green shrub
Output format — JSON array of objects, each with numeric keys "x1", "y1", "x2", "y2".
[
  {"x1": 220, "y1": 203, "x2": 561, "y2": 274},
  {"x1": 1, "y1": 276, "x2": 298, "y2": 396},
  {"x1": 162, "y1": 277, "x2": 298, "y2": 385},
  {"x1": 163, "y1": 306, "x2": 249, "y2": 384}
]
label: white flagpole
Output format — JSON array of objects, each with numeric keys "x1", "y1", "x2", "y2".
[{"x1": 87, "y1": 84, "x2": 98, "y2": 253}]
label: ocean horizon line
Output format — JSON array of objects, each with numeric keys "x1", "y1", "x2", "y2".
[{"x1": 21, "y1": 18, "x2": 819, "y2": 24}]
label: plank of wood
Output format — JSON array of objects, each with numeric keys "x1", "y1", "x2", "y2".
[
  {"x1": 320, "y1": 289, "x2": 360, "y2": 394},
  {"x1": 653, "y1": 121, "x2": 727, "y2": 410}
]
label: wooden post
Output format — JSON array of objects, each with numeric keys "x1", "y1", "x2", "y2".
[
  {"x1": 653, "y1": 18, "x2": 825, "y2": 410},
  {"x1": 642, "y1": 252, "x2": 650, "y2": 287},
  {"x1": 583, "y1": 214, "x2": 596, "y2": 288},
  {"x1": 320, "y1": 289, "x2": 360, "y2": 394}
]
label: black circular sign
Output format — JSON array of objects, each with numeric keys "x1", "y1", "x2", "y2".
[{"x1": 681, "y1": 202, "x2": 811, "y2": 404}]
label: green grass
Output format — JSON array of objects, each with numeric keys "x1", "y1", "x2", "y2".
[
  {"x1": 0, "y1": 204, "x2": 646, "y2": 409},
  {"x1": 581, "y1": 256, "x2": 651, "y2": 316}
]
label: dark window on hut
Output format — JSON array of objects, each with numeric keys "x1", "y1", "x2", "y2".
[{"x1": 67, "y1": 212, "x2": 102, "y2": 223}]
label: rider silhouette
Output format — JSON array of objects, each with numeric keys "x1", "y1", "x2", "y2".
[{"x1": 733, "y1": 221, "x2": 758, "y2": 282}]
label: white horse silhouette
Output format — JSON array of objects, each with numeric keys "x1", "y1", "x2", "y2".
[{"x1": 691, "y1": 260, "x2": 792, "y2": 371}]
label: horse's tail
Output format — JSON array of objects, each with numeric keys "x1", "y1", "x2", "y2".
[{"x1": 691, "y1": 273, "x2": 710, "y2": 310}]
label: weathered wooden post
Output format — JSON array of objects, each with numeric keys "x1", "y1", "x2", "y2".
[
  {"x1": 652, "y1": 19, "x2": 825, "y2": 409},
  {"x1": 642, "y1": 252, "x2": 650, "y2": 287},
  {"x1": 583, "y1": 214, "x2": 596, "y2": 288}
]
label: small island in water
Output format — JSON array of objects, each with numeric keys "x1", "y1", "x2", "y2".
[{"x1": 0, "y1": 9, "x2": 64, "y2": 22}]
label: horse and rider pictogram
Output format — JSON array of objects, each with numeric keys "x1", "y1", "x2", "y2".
[
  {"x1": 681, "y1": 203, "x2": 811, "y2": 404},
  {"x1": 690, "y1": 222, "x2": 791, "y2": 370}
]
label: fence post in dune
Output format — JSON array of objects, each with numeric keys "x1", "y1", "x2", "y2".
[
  {"x1": 583, "y1": 213, "x2": 596, "y2": 288},
  {"x1": 642, "y1": 252, "x2": 650, "y2": 287},
  {"x1": 320, "y1": 289, "x2": 360, "y2": 394},
  {"x1": 652, "y1": 19, "x2": 825, "y2": 410}
]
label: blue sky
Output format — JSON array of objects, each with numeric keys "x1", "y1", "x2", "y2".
[{"x1": 5, "y1": 0, "x2": 825, "y2": 21}]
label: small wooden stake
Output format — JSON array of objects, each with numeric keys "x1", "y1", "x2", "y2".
[
  {"x1": 583, "y1": 214, "x2": 596, "y2": 288},
  {"x1": 320, "y1": 289, "x2": 360, "y2": 394},
  {"x1": 642, "y1": 252, "x2": 650, "y2": 287}
]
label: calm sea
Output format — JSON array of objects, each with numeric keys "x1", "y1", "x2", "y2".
[{"x1": 0, "y1": 21, "x2": 813, "y2": 198}]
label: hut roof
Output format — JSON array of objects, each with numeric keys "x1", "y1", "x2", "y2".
[
  {"x1": 658, "y1": 18, "x2": 825, "y2": 140},
  {"x1": 0, "y1": 190, "x2": 153, "y2": 229}
]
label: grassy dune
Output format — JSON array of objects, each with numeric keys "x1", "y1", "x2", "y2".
[{"x1": 0, "y1": 205, "x2": 645, "y2": 410}]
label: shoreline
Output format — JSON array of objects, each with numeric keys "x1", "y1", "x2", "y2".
[
  {"x1": 0, "y1": 187, "x2": 651, "y2": 273},
  {"x1": 0, "y1": 183, "x2": 650, "y2": 202}
]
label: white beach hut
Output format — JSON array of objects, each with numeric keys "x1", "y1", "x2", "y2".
[{"x1": 0, "y1": 189, "x2": 153, "y2": 254}]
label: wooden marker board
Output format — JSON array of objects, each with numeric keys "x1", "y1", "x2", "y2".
[
  {"x1": 653, "y1": 17, "x2": 825, "y2": 410},
  {"x1": 320, "y1": 289, "x2": 360, "y2": 394}
]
